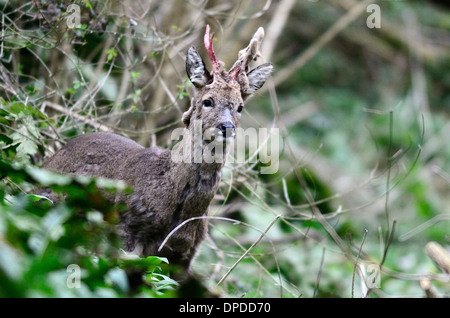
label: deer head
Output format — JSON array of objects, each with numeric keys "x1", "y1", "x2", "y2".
[{"x1": 183, "y1": 25, "x2": 273, "y2": 144}]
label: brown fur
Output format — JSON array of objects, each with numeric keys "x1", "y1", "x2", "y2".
[{"x1": 42, "y1": 26, "x2": 272, "y2": 272}]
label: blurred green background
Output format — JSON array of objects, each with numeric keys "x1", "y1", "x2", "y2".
[{"x1": 0, "y1": 0, "x2": 449, "y2": 297}]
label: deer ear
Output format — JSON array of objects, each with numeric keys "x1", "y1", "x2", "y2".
[
  {"x1": 245, "y1": 63, "x2": 273, "y2": 95},
  {"x1": 186, "y1": 46, "x2": 211, "y2": 87}
]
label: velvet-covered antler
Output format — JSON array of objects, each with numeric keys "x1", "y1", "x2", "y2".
[
  {"x1": 228, "y1": 27, "x2": 265, "y2": 81},
  {"x1": 204, "y1": 25, "x2": 218, "y2": 80},
  {"x1": 201, "y1": 25, "x2": 270, "y2": 93}
]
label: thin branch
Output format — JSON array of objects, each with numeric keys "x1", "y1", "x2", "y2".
[
  {"x1": 352, "y1": 229, "x2": 368, "y2": 298},
  {"x1": 210, "y1": 223, "x2": 299, "y2": 297},
  {"x1": 384, "y1": 111, "x2": 394, "y2": 235},
  {"x1": 313, "y1": 247, "x2": 326, "y2": 297},
  {"x1": 216, "y1": 214, "x2": 281, "y2": 286},
  {"x1": 425, "y1": 241, "x2": 450, "y2": 274},
  {"x1": 268, "y1": 0, "x2": 374, "y2": 90},
  {"x1": 42, "y1": 101, "x2": 111, "y2": 132},
  {"x1": 380, "y1": 219, "x2": 397, "y2": 267}
]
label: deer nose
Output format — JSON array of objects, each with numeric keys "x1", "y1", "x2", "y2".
[{"x1": 216, "y1": 122, "x2": 235, "y2": 138}]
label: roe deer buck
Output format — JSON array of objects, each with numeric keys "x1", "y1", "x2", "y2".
[{"x1": 42, "y1": 25, "x2": 273, "y2": 272}]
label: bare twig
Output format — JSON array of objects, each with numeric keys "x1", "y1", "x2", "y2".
[
  {"x1": 260, "y1": 0, "x2": 295, "y2": 62},
  {"x1": 399, "y1": 214, "x2": 450, "y2": 242},
  {"x1": 42, "y1": 101, "x2": 111, "y2": 132},
  {"x1": 268, "y1": 0, "x2": 374, "y2": 90},
  {"x1": 419, "y1": 278, "x2": 436, "y2": 298},
  {"x1": 313, "y1": 247, "x2": 326, "y2": 297},
  {"x1": 216, "y1": 215, "x2": 281, "y2": 286},
  {"x1": 210, "y1": 223, "x2": 298, "y2": 297},
  {"x1": 425, "y1": 241, "x2": 450, "y2": 274},
  {"x1": 352, "y1": 229, "x2": 368, "y2": 298}
]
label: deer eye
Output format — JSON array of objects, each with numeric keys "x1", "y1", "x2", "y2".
[
  {"x1": 237, "y1": 105, "x2": 243, "y2": 113},
  {"x1": 202, "y1": 99, "x2": 214, "y2": 107}
]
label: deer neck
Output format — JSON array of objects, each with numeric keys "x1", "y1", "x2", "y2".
[{"x1": 170, "y1": 124, "x2": 230, "y2": 193}]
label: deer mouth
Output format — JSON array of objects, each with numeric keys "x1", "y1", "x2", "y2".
[
  {"x1": 204, "y1": 127, "x2": 236, "y2": 144},
  {"x1": 213, "y1": 134, "x2": 235, "y2": 144}
]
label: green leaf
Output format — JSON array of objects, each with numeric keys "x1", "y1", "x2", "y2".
[
  {"x1": 0, "y1": 134, "x2": 14, "y2": 146},
  {"x1": 15, "y1": 138, "x2": 37, "y2": 161},
  {"x1": 26, "y1": 166, "x2": 72, "y2": 186},
  {"x1": 106, "y1": 48, "x2": 117, "y2": 61},
  {"x1": 131, "y1": 72, "x2": 141, "y2": 81},
  {"x1": 26, "y1": 194, "x2": 53, "y2": 204},
  {"x1": 6, "y1": 103, "x2": 49, "y2": 121},
  {"x1": 120, "y1": 255, "x2": 168, "y2": 274},
  {"x1": 148, "y1": 273, "x2": 179, "y2": 294},
  {"x1": 0, "y1": 242, "x2": 24, "y2": 280},
  {"x1": 105, "y1": 268, "x2": 129, "y2": 293},
  {"x1": 83, "y1": 0, "x2": 93, "y2": 10}
]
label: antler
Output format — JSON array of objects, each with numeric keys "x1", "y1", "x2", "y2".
[
  {"x1": 202, "y1": 25, "x2": 267, "y2": 87},
  {"x1": 229, "y1": 27, "x2": 265, "y2": 81},
  {"x1": 204, "y1": 25, "x2": 218, "y2": 80}
]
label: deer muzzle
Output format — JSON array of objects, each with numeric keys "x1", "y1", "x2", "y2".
[{"x1": 215, "y1": 122, "x2": 236, "y2": 143}]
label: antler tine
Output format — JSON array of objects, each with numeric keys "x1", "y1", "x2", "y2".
[
  {"x1": 229, "y1": 27, "x2": 265, "y2": 80},
  {"x1": 204, "y1": 25, "x2": 218, "y2": 78}
]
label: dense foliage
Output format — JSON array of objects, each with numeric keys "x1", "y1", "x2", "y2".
[{"x1": 0, "y1": 0, "x2": 449, "y2": 297}]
